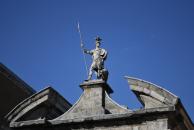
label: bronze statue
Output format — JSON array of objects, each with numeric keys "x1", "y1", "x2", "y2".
[{"x1": 82, "y1": 36, "x2": 108, "y2": 81}]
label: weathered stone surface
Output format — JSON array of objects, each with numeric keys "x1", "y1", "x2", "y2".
[
  {"x1": 11, "y1": 106, "x2": 174, "y2": 129},
  {"x1": 125, "y1": 76, "x2": 178, "y2": 108},
  {"x1": 105, "y1": 92, "x2": 131, "y2": 114},
  {"x1": 5, "y1": 78, "x2": 194, "y2": 130},
  {"x1": 6, "y1": 87, "x2": 72, "y2": 126},
  {"x1": 54, "y1": 80, "x2": 131, "y2": 120},
  {"x1": 125, "y1": 76, "x2": 194, "y2": 130}
]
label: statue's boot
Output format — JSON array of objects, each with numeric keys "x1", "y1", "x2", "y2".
[{"x1": 86, "y1": 75, "x2": 92, "y2": 81}]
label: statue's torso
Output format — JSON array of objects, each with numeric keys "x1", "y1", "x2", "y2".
[{"x1": 91, "y1": 48, "x2": 106, "y2": 62}]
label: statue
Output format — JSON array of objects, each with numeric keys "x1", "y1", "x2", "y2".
[{"x1": 82, "y1": 36, "x2": 108, "y2": 81}]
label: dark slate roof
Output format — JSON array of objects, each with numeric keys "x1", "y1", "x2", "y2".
[{"x1": 0, "y1": 63, "x2": 35, "y2": 95}]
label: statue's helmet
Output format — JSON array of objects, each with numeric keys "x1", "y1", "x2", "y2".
[{"x1": 95, "y1": 36, "x2": 102, "y2": 44}]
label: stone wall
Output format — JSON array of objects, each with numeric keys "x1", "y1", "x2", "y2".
[{"x1": 5, "y1": 79, "x2": 194, "y2": 130}]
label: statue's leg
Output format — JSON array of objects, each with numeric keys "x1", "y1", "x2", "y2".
[
  {"x1": 97, "y1": 69, "x2": 100, "y2": 79},
  {"x1": 97, "y1": 62, "x2": 103, "y2": 79},
  {"x1": 88, "y1": 68, "x2": 92, "y2": 80},
  {"x1": 88, "y1": 64, "x2": 94, "y2": 80}
]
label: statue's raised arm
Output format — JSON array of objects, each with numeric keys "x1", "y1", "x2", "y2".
[{"x1": 82, "y1": 48, "x2": 93, "y2": 55}]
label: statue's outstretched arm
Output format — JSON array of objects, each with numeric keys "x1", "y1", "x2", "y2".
[
  {"x1": 81, "y1": 43, "x2": 93, "y2": 55},
  {"x1": 83, "y1": 48, "x2": 93, "y2": 55}
]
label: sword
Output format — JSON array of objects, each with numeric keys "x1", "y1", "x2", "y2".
[{"x1": 77, "y1": 22, "x2": 88, "y2": 76}]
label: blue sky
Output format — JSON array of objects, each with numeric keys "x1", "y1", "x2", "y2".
[{"x1": 0, "y1": 0, "x2": 194, "y2": 122}]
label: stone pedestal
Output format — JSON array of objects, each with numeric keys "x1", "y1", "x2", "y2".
[
  {"x1": 80, "y1": 80, "x2": 113, "y2": 95},
  {"x1": 79, "y1": 80, "x2": 113, "y2": 115},
  {"x1": 55, "y1": 80, "x2": 114, "y2": 119}
]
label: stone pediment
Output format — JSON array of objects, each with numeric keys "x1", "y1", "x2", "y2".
[
  {"x1": 5, "y1": 87, "x2": 71, "y2": 127},
  {"x1": 125, "y1": 76, "x2": 194, "y2": 129},
  {"x1": 125, "y1": 76, "x2": 178, "y2": 108}
]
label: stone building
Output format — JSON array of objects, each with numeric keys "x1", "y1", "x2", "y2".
[{"x1": 1, "y1": 64, "x2": 194, "y2": 130}]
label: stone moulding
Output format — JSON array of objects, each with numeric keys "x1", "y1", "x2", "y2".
[
  {"x1": 5, "y1": 78, "x2": 194, "y2": 129},
  {"x1": 5, "y1": 87, "x2": 72, "y2": 126},
  {"x1": 125, "y1": 76, "x2": 194, "y2": 129},
  {"x1": 125, "y1": 76, "x2": 178, "y2": 108},
  {"x1": 10, "y1": 106, "x2": 175, "y2": 129},
  {"x1": 104, "y1": 91, "x2": 130, "y2": 114}
]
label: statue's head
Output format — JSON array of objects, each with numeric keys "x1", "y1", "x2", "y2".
[{"x1": 95, "y1": 36, "x2": 102, "y2": 47}]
